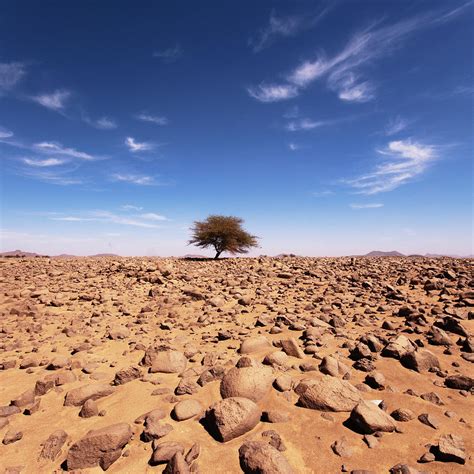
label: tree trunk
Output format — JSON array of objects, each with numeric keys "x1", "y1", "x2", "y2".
[{"x1": 214, "y1": 251, "x2": 222, "y2": 259}]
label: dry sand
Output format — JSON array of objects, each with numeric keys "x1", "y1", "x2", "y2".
[{"x1": 0, "y1": 256, "x2": 472, "y2": 473}]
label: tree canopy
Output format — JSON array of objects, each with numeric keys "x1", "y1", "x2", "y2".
[{"x1": 188, "y1": 215, "x2": 258, "y2": 259}]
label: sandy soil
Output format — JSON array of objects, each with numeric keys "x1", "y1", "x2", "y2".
[{"x1": 0, "y1": 256, "x2": 472, "y2": 473}]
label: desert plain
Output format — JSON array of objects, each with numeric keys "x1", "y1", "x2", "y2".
[{"x1": 0, "y1": 255, "x2": 473, "y2": 473}]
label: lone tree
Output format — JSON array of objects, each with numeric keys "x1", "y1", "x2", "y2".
[{"x1": 188, "y1": 215, "x2": 258, "y2": 259}]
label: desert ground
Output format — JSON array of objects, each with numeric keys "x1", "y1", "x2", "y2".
[{"x1": 0, "y1": 256, "x2": 472, "y2": 473}]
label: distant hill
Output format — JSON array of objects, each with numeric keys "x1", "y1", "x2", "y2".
[
  {"x1": 364, "y1": 250, "x2": 405, "y2": 257},
  {"x1": 0, "y1": 249, "x2": 45, "y2": 257},
  {"x1": 89, "y1": 253, "x2": 119, "y2": 257}
]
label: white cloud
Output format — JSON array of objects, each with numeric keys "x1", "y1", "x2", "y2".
[
  {"x1": 135, "y1": 113, "x2": 168, "y2": 125},
  {"x1": 22, "y1": 157, "x2": 66, "y2": 167},
  {"x1": 83, "y1": 115, "x2": 117, "y2": 130},
  {"x1": 247, "y1": 83, "x2": 299, "y2": 102},
  {"x1": 350, "y1": 203, "x2": 384, "y2": 209},
  {"x1": 34, "y1": 141, "x2": 94, "y2": 160},
  {"x1": 125, "y1": 137, "x2": 153, "y2": 152},
  {"x1": 345, "y1": 139, "x2": 438, "y2": 194},
  {"x1": 250, "y1": 4, "x2": 468, "y2": 103},
  {"x1": 0, "y1": 127, "x2": 13, "y2": 139},
  {"x1": 21, "y1": 169, "x2": 83, "y2": 185},
  {"x1": 121, "y1": 204, "x2": 143, "y2": 211},
  {"x1": 385, "y1": 116, "x2": 409, "y2": 136},
  {"x1": 51, "y1": 216, "x2": 94, "y2": 222},
  {"x1": 111, "y1": 173, "x2": 155, "y2": 185},
  {"x1": 139, "y1": 212, "x2": 167, "y2": 221},
  {"x1": 31, "y1": 89, "x2": 71, "y2": 111},
  {"x1": 285, "y1": 118, "x2": 329, "y2": 131},
  {"x1": 50, "y1": 211, "x2": 161, "y2": 228},
  {"x1": 0, "y1": 62, "x2": 26, "y2": 93},
  {"x1": 288, "y1": 143, "x2": 299, "y2": 151},
  {"x1": 334, "y1": 76, "x2": 375, "y2": 103},
  {"x1": 312, "y1": 190, "x2": 334, "y2": 197},
  {"x1": 288, "y1": 59, "x2": 330, "y2": 86},
  {"x1": 153, "y1": 44, "x2": 182, "y2": 62},
  {"x1": 249, "y1": 8, "x2": 330, "y2": 53}
]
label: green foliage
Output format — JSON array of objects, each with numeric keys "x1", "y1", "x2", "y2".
[{"x1": 188, "y1": 215, "x2": 258, "y2": 259}]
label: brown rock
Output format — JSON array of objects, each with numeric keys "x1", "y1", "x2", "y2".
[
  {"x1": 64, "y1": 383, "x2": 115, "y2": 407},
  {"x1": 239, "y1": 440, "x2": 294, "y2": 474},
  {"x1": 297, "y1": 376, "x2": 361, "y2": 412},
  {"x1": 79, "y1": 399, "x2": 99, "y2": 418},
  {"x1": 239, "y1": 336, "x2": 272, "y2": 354},
  {"x1": 150, "y1": 350, "x2": 187, "y2": 374},
  {"x1": 38, "y1": 430, "x2": 68, "y2": 461},
  {"x1": 113, "y1": 366, "x2": 142, "y2": 385},
  {"x1": 66, "y1": 423, "x2": 132, "y2": 470},
  {"x1": 435, "y1": 434, "x2": 466, "y2": 464},
  {"x1": 220, "y1": 366, "x2": 273, "y2": 402},
  {"x1": 349, "y1": 401, "x2": 396, "y2": 434},
  {"x1": 205, "y1": 397, "x2": 260, "y2": 442},
  {"x1": 173, "y1": 400, "x2": 203, "y2": 421},
  {"x1": 400, "y1": 350, "x2": 440, "y2": 372},
  {"x1": 150, "y1": 441, "x2": 185, "y2": 465}
]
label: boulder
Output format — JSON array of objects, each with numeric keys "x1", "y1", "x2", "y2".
[
  {"x1": 64, "y1": 383, "x2": 115, "y2": 407},
  {"x1": 220, "y1": 366, "x2": 273, "y2": 402},
  {"x1": 280, "y1": 338, "x2": 305, "y2": 359},
  {"x1": 39, "y1": 430, "x2": 68, "y2": 461},
  {"x1": 205, "y1": 397, "x2": 260, "y2": 442},
  {"x1": 113, "y1": 366, "x2": 142, "y2": 385},
  {"x1": 349, "y1": 401, "x2": 396, "y2": 434},
  {"x1": 150, "y1": 351, "x2": 187, "y2": 374},
  {"x1": 444, "y1": 375, "x2": 473, "y2": 391},
  {"x1": 150, "y1": 441, "x2": 185, "y2": 465},
  {"x1": 400, "y1": 350, "x2": 440, "y2": 372},
  {"x1": 172, "y1": 400, "x2": 203, "y2": 421},
  {"x1": 297, "y1": 376, "x2": 361, "y2": 412},
  {"x1": 239, "y1": 336, "x2": 272, "y2": 354},
  {"x1": 239, "y1": 440, "x2": 294, "y2": 474},
  {"x1": 435, "y1": 434, "x2": 466, "y2": 464},
  {"x1": 382, "y1": 336, "x2": 416, "y2": 359},
  {"x1": 319, "y1": 356, "x2": 350, "y2": 378},
  {"x1": 66, "y1": 423, "x2": 132, "y2": 470},
  {"x1": 79, "y1": 399, "x2": 99, "y2": 418}
]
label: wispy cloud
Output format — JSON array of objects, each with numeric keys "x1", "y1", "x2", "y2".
[
  {"x1": 384, "y1": 115, "x2": 409, "y2": 136},
  {"x1": 111, "y1": 173, "x2": 156, "y2": 185},
  {"x1": 135, "y1": 113, "x2": 168, "y2": 125},
  {"x1": 83, "y1": 115, "x2": 117, "y2": 130},
  {"x1": 285, "y1": 118, "x2": 330, "y2": 132},
  {"x1": 21, "y1": 169, "x2": 83, "y2": 186},
  {"x1": 50, "y1": 210, "x2": 165, "y2": 228},
  {"x1": 139, "y1": 212, "x2": 167, "y2": 221},
  {"x1": 34, "y1": 141, "x2": 95, "y2": 160},
  {"x1": 248, "y1": 4, "x2": 469, "y2": 103},
  {"x1": 153, "y1": 44, "x2": 182, "y2": 62},
  {"x1": 125, "y1": 137, "x2": 153, "y2": 152},
  {"x1": 312, "y1": 190, "x2": 334, "y2": 197},
  {"x1": 0, "y1": 127, "x2": 14, "y2": 139},
  {"x1": 344, "y1": 139, "x2": 439, "y2": 194},
  {"x1": 288, "y1": 143, "x2": 300, "y2": 151},
  {"x1": 0, "y1": 62, "x2": 26, "y2": 94},
  {"x1": 350, "y1": 203, "x2": 384, "y2": 209},
  {"x1": 31, "y1": 89, "x2": 71, "y2": 111},
  {"x1": 121, "y1": 204, "x2": 143, "y2": 211},
  {"x1": 247, "y1": 83, "x2": 298, "y2": 103},
  {"x1": 249, "y1": 7, "x2": 330, "y2": 53},
  {"x1": 22, "y1": 157, "x2": 66, "y2": 167}
]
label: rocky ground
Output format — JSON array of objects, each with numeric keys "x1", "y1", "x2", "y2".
[{"x1": 0, "y1": 256, "x2": 473, "y2": 474}]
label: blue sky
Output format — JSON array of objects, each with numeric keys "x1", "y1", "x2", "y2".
[{"x1": 0, "y1": 1, "x2": 472, "y2": 256}]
